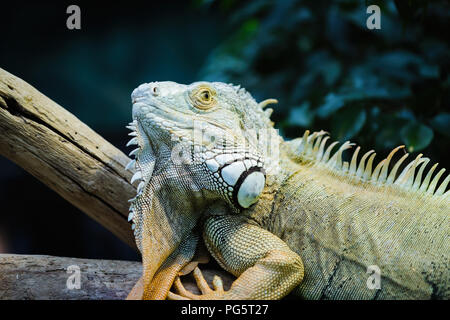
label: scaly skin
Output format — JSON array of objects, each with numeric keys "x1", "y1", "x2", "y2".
[
  {"x1": 125, "y1": 81, "x2": 449, "y2": 300},
  {"x1": 243, "y1": 143, "x2": 449, "y2": 299}
]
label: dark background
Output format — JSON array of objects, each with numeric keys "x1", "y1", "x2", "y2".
[{"x1": 0, "y1": 0, "x2": 448, "y2": 261}]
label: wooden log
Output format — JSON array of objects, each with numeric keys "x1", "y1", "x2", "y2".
[
  {"x1": 0, "y1": 254, "x2": 141, "y2": 300},
  {"x1": 0, "y1": 68, "x2": 137, "y2": 248},
  {"x1": 0, "y1": 254, "x2": 233, "y2": 299}
]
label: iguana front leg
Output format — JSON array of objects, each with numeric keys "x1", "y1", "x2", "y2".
[
  {"x1": 169, "y1": 214, "x2": 304, "y2": 300},
  {"x1": 127, "y1": 232, "x2": 198, "y2": 300}
]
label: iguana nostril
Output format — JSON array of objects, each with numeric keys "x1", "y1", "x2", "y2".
[{"x1": 152, "y1": 86, "x2": 160, "y2": 96}]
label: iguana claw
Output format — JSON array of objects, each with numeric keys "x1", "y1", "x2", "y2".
[{"x1": 167, "y1": 267, "x2": 225, "y2": 300}]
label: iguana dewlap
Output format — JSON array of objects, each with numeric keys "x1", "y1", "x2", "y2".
[{"x1": 125, "y1": 81, "x2": 449, "y2": 300}]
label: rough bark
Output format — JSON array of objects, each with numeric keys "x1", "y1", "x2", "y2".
[
  {"x1": 0, "y1": 68, "x2": 136, "y2": 248},
  {"x1": 0, "y1": 254, "x2": 233, "y2": 299}
]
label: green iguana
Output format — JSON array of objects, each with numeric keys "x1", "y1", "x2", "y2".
[{"x1": 124, "y1": 81, "x2": 449, "y2": 300}]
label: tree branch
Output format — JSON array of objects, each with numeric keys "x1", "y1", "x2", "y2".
[
  {"x1": 0, "y1": 254, "x2": 141, "y2": 299},
  {"x1": 0, "y1": 254, "x2": 233, "y2": 299},
  {"x1": 0, "y1": 68, "x2": 136, "y2": 248}
]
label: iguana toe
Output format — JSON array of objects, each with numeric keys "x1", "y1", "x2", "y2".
[{"x1": 167, "y1": 267, "x2": 225, "y2": 300}]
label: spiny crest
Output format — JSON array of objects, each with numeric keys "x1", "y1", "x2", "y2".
[
  {"x1": 231, "y1": 83, "x2": 252, "y2": 102},
  {"x1": 295, "y1": 130, "x2": 450, "y2": 198},
  {"x1": 228, "y1": 83, "x2": 276, "y2": 127},
  {"x1": 125, "y1": 119, "x2": 143, "y2": 235}
]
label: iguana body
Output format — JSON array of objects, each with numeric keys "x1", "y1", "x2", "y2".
[
  {"x1": 248, "y1": 142, "x2": 449, "y2": 299},
  {"x1": 125, "y1": 81, "x2": 449, "y2": 300}
]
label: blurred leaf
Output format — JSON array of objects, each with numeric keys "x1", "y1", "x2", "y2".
[
  {"x1": 241, "y1": 18, "x2": 259, "y2": 34},
  {"x1": 331, "y1": 106, "x2": 366, "y2": 141},
  {"x1": 229, "y1": 0, "x2": 272, "y2": 25},
  {"x1": 375, "y1": 118, "x2": 404, "y2": 150},
  {"x1": 400, "y1": 122, "x2": 434, "y2": 152},
  {"x1": 430, "y1": 113, "x2": 450, "y2": 138},
  {"x1": 288, "y1": 102, "x2": 314, "y2": 127},
  {"x1": 291, "y1": 52, "x2": 341, "y2": 102},
  {"x1": 309, "y1": 52, "x2": 341, "y2": 87},
  {"x1": 394, "y1": 0, "x2": 428, "y2": 21},
  {"x1": 317, "y1": 93, "x2": 345, "y2": 118},
  {"x1": 395, "y1": 109, "x2": 416, "y2": 121}
]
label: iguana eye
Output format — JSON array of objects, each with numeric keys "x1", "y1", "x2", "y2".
[
  {"x1": 201, "y1": 90, "x2": 210, "y2": 100},
  {"x1": 190, "y1": 86, "x2": 216, "y2": 110}
]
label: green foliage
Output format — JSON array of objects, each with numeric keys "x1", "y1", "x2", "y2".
[
  {"x1": 331, "y1": 106, "x2": 367, "y2": 141},
  {"x1": 430, "y1": 113, "x2": 450, "y2": 138},
  {"x1": 199, "y1": 0, "x2": 450, "y2": 164},
  {"x1": 401, "y1": 122, "x2": 434, "y2": 152}
]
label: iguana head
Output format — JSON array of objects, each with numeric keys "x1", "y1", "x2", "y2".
[
  {"x1": 125, "y1": 81, "x2": 281, "y2": 298},
  {"x1": 128, "y1": 81, "x2": 280, "y2": 212}
]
